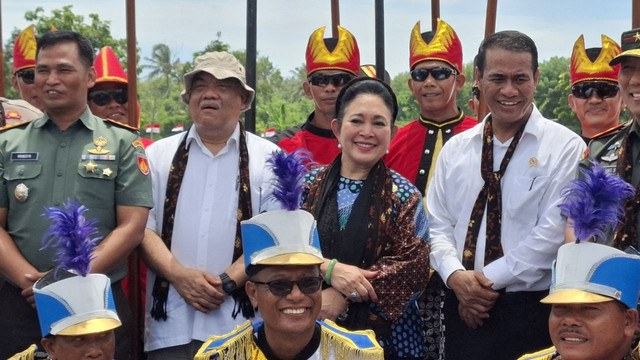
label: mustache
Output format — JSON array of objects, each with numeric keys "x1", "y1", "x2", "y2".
[{"x1": 558, "y1": 327, "x2": 587, "y2": 338}]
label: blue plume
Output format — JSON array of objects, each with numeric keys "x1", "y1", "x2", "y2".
[
  {"x1": 266, "y1": 150, "x2": 314, "y2": 210},
  {"x1": 41, "y1": 199, "x2": 102, "y2": 277},
  {"x1": 559, "y1": 161, "x2": 635, "y2": 242}
]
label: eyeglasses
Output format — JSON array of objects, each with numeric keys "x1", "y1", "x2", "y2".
[
  {"x1": 410, "y1": 67, "x2": 457, "y2": 82},
  {"x1": 571, "y1": 82, "x2": 620, "y2": 100},
  {"x1": 88, "y1": 88, "x2": 128, "y2": 106},
  {"x1": 251, "y1": 276, "x2": 323, "y2": 297},
  {"x1": 16, "y1": 69, "x2": 35, "y2": 85},
  {"x1": 308, "y1": 73, "x2": 354, "y2": 87}
]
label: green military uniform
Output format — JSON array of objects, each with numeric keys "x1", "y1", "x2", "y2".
[
  {"x1": 0, "y1": 108, "x2": 153, "y2": 282},
  {"x1": 579, "y1": 120, "x2": 640, "y2": 248}
]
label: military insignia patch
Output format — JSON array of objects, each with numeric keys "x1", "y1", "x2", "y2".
[
  {"x1": 5, "y1": 110, "x2": 21, "y2": 120},
  {"x1": 581, "y1": 148, "x2": 589, "y2": 160},
  {"x1": 137, "y1": 154, "x2": 149, "y2": 175},
  {"x1": 88, "y1": 137, "x2": 110, "y2": 155},
  {"x1": 601, "y1": 153, "x2": 618, "y2": 163},
  {"x1": 132, "y1": 139, "x2": 144, "y2": 149}
]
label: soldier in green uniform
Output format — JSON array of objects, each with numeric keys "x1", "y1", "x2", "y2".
[
  {"x1": 0, "y1": 30, "x2": 152, "y2": 359},
  {"x1": 580, "y1": 28, "x2": 640, "y2": 250}
]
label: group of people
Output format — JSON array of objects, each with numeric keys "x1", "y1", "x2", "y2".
[{"x1": 3, "y1": 15, "x2": 640, "y2": 360}]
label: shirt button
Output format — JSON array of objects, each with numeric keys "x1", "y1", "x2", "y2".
[
  {"x1": 60, "y1": 142, "x2": 67, "y2": 148},
  {"x1": 54, "y1": 201, "x2": 60, "y2": 206},
  {"x1": 445, "y1": 129, "x2": 452, "y2": 134},
  {"x1": 419, "y1": 169, "x2": 426, "y2": 175},
  {"x1": 18, "y1": 169, "x2": 24, "y2": 175},
  {"x1": 56, "y1": 170, "x2": 63, "y2": 177},
  {"x1": 424, "y1": 149, "x2": 431, "y2": 155},
  {"x1": 428, "y1": 130, "x2": 434, "y2": 135}
]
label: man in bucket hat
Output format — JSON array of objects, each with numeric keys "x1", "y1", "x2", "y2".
[
  {"x1": 140, "y1": 51, "x2": 278, "y2": 359},
  {"x1": 518, "y1": 242, "x2": 640, "y2": 360}
]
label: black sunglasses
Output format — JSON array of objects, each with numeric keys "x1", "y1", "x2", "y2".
[
  {"x1": 16, "y1": 69, "x2": 35, "y2": 85},
  {"x1": 308, "y1": 73, "x2": 354, "y2": 87},
  {"x1": 251, "y1": 276, "x2": 323, "y2": 297},
  {"x1": 88, "y1": 88, "x2": 128, "y2": 106},
  {"x1": 410, "y1": 67, "x2": 457, "y2": 82},
  {"x1": 571, "y1": 82, "x2": 619, "y2": 100}
]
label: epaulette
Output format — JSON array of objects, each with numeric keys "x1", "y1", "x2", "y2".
[
  {"x1": 195, "y1": 321, "x2": 257, "y2": 360},
  {"x1": 0, "y1": 119, "x2": 31, "y2": 132},
  {"x1": 591, "y1": 121, "x2": 630, "y2": 140},
  {"x1": 516, "y1": 346, "x2": 557, "y2": 360},
  {"x1": 103, "y1": 118, "x2": 140, "y2": 132},
  {"x1": 8, "y1": 344, "x2": 38, "y2": 360},
  {"x1": 319, "y1": 319, "x2": 384, "y2": 359}
]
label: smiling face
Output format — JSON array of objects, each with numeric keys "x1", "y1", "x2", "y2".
[
  {"x1": 35, "y1": 41, "x2": 95, "y2": 118},
  {"x1": 246, "y1": 265, "x2": 321, "y2": 341},
  {"x1": 408, "y1": 60, "x2": 465, "y2": 121},
  {"x1": 188, "y1": 72, "x2": 247, "y2": 138},
  {"x1": 568, "y1": 82, "x2": 624, "y2": 138},
  {"x1": 332, "y1": 93, "x2": 397, "y2": 179},
  {"x1": 617, "y1": 57, "x2": 640, "y2": 120},
  {"x1": 549, "y1": 302, "x2": 637, "y2": 360},
  {"x1": 88, "y1": 82, "x2": 129, "y2": 123},
  {"x1": 477, "y1": 47, "x2": 539, "y2": 137},
  {"x1": 41, "y1": 331, "x2": 116, "y2": 360}
]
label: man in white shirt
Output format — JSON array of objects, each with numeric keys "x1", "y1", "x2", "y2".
[
  {"x1": 427, "y1": 31, "x2": 585, "y2": 359},
  {"x1": 140, "y1": 51, "x2": 278, "y2": 359}
]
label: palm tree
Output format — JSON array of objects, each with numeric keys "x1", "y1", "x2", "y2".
[{"x1": 143, "y1": 44, "x2": 181, "y2": 97}]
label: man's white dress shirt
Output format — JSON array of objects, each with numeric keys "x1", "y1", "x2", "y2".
[
  {"x1": 144, "y1": 123, "x2": 278, "y2": 351},
  {"x1": 427, "y1": 105, "x2": 586, "y2": 292}
]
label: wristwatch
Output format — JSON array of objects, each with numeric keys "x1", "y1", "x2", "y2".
[{"x1": 220, "y1": 272, "x2": 237, "y2": 295}]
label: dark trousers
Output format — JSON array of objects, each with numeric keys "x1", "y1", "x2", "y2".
[
  {"x1": 0, "y1": 279, "x2": 132, "y2": 360},
  {"x1": 443, "y1": 288, "x2": 551, "y2": 360}
]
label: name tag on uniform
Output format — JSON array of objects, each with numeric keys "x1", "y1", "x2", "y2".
[{"x1": 11, "y1": 152, "x2": 38, "y2": 161}]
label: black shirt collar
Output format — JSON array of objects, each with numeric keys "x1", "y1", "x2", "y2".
[{"x1": 302, "y1": 112, "x2": 336, "y2": 138}]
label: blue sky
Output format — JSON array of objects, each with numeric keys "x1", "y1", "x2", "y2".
[{"x1": 4, "y1": 0, "x2": 635, "y2": 78}]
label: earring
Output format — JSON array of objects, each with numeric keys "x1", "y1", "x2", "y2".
[
  {"x1": 385, "y1": 149, "x2": 389, "y2": 154},
  {"x1": 338, "y1": 143, "x2": 342, "y2": 149}
]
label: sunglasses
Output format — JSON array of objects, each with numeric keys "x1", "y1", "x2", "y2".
[
  {"x1": 571, "y1": 82, "x2": 619, "y2": 100},
  {"x1": 88, "y1": 88, "x2": 128, "y2": 106},
  {"x1": 251, "y1": 276, "x2": 323, "y2": 297},
  {"x1": 410, "y1": 67, "x2": 457, "y2": 82},
  {"x1": 16, "y1": 69, "x2": 35, "y2": 85},
  {"x1": 308, "y1": 73, "x2": 354, "y2": 87}
]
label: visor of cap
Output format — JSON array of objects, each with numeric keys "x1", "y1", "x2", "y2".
[
  {"x1": 256, "y1": 252, "x2": 324, "y2": 266},
  {"x1": 55, "y1": 317, "x2": 121, "y2": 336},
  {"x1": 540, "y1": 289, "x2": 615, "y2": 305},
  {"x1": 610, "y1": 49, "x2": 640, "y2": 66}
]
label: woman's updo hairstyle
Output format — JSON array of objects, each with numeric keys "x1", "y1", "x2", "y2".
[{"x1": 334, "y1": 77, "x2": 399, "y2": 125}]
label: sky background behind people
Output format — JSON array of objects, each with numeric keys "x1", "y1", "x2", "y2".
[{"x1": 3, "y1": 0, "x2": 635, "y2": 79}]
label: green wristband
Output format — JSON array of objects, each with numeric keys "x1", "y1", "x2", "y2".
[{"x1": 325, "y1": 258, "x2": 338, "y2": 286}]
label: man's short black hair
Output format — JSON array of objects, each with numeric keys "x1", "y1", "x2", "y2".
[
  {"x1": 36, "y1": 31, "x2": 94, "y2": 69},
  {"x1": 476, "y1": 30, "x2": 538, "y2": 75}
]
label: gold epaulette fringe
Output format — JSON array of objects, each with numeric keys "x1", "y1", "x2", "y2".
[
  {"x1": 195, "y1": 321, "x2": 256, "y2": 360},
  {"x1": 320, "y1": 320, "x2": 384, "y2": 360},
  {"x1": 8, "y1": 344, "x2": 37, "y2": 360}
]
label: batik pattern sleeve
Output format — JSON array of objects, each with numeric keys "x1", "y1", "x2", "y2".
[{"x1": 369, "y1": 172, "x2": 430, "y2": 322}]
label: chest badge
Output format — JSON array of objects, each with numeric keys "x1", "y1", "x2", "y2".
[
  {"x1": 528, "y1": 157, "x2": 538, "y2": 167},
  {"x1": 88, "y1": 137, "x2": 110, "y2": 155},
  {"x1": 14, "y1": 183, "x2": 28, "y2": 203},
  {"x1": 85, "y1": 161, "x2": 98, "y2": 173},
  {"x1": 601, "y1": 153, "x2": 618, "y2": 163}
]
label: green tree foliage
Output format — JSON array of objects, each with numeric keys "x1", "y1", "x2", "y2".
[
  {"x1": 4, "y1": 5, "x2": 130, "y2": 99},
  {"x1": 142, "y1": 44, "x2": 182, "y2": 97}
]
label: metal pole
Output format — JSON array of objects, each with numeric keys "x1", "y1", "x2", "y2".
[
  {"x1": 125, "y1": 1, "x2": 142, "y2": 359},
  {"x1": 431, "y1": 0, "x2": 440, "y2": 31},
  {"x1": 375, "y1": 0, "x2": 385, "y2": 81},
  {"x1": 478, "y1": 0, "x2": 497, "y2": 120},
  {"x1": 331, "y1": 0, "x2": 340, "y2": 37},
  {"x1": 634, "y1": 0, "x2": 640, "y2": 28},
  {"x1": 246, "y1": 0, "x2": 257, "y2": 133}
]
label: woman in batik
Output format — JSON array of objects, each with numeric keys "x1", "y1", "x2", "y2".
[{"x1": 302, "y1": 77, "x2": 430, "y2": 359}]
